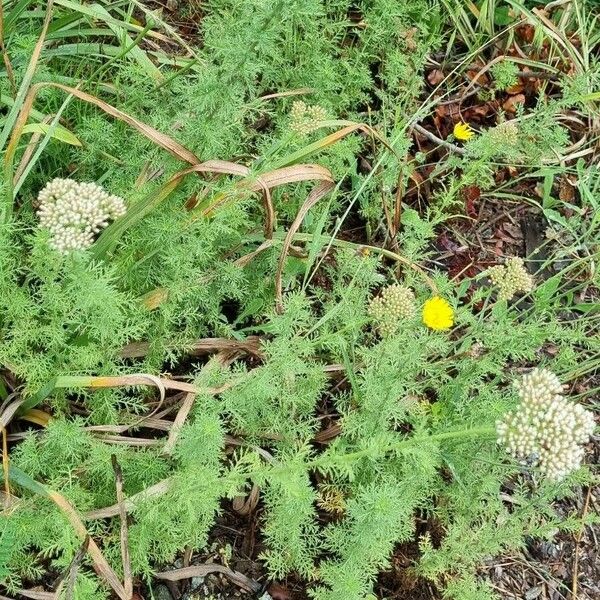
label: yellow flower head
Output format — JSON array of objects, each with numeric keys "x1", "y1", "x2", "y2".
[
  {"x1": 453, "y1": 122, "x2": 474, "y2": 141},
  {"x1": 422, "y1": 296, "x2": 454, "y2": 330}
]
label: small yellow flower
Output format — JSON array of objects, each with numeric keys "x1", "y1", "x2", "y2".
[
  {"x1": 453, "y1": 122, "x2": 474, "y2": 141},
  {"x1": 422, "y1": 296, "x2": 454, "y2": 330}
]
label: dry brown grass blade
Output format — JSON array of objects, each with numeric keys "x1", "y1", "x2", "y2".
[
  {"x1": 246, "y1": 164, "x2": 333, "y2": 191},
  {"x1": 232, "y1": 483, "x2": 260, "y2": 516},
  {"x1": 120, "y1": 336, "x2": 264, "y2": 360},
  {"x1": 51, "y1": 84, "x2": 199, "y2": 164},
  {"x1": 15, "y1": 591, "x2": 54, "y2": 600},
  {"x1": 259, "y1": 87, "x2": 314, "y2": 100},
  {"x1": 0, "y1": 1, "x2": 16, "y2": 94},
  {"x1": 0, "y1": 397, "x2": 24, "y2": 430},
  {"x1": 94, "y1": 435, "x2": 161, "y2": 447},
  {"x1": 82, "y1": 374, "x2": 195, "y2": 394},
  {"x1": 112, "y1": 456, "x2": 132, "y2": 599},
  {"x1": 163, "y1": 392, "x2": 196, "y2": 455},
  {"x1": 275, "y1": 181, "x2": 335, "y2": 312},
  {"x1": 1, "y1": 427, "x2": 9, "y2": 502},
  {"x1": 169, "y1": 161, "x2": 275, "y2": 236},
  {"x1": 45, "y1": 490, "x2": 128, "y2": 599},
  {"x1": 13, "y1": 115, "x2": 52, "y2": 185},
  {"x1": 2, "y1": 1, "x2": 55, "y2": 203},
  {"x1": 234, "y1": 240, "x2": 275, "y2": 268},
  {"x1": 85, "y1": 478, "x2": 173, "y2": 520},
  {"x1": 5, "y1": 81, "x2": 201, "y2": 182},
  {"x1": 154, "y1": 565, "x2": 261, "y2": 593},
  {"x1": 200, "y1": 163, "x2": 334, "y2": 218},
  {"x1": 176, "y1": 163, "x2": 275, "y2": 234}
]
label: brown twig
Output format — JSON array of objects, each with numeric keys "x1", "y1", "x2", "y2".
[
  {"x1": 120, "y1": 336, "x2": 264, "y2": 360},
  {"x1": 163, "y1": 392, "x2": 196, "y2": 455},
  {"x1": 411, "y1": 123, "x2": 467, "y2": 156},
  {"x1": 572, "y1": 487, "x2": 592, "y2": 600},
  {"x1": 1, "y1": 426, "x2": 9, "y2": 502},
  {"x1": 154, "y1": 565, "x2": 261, "y2": 594},
  {"x1": 112, "y1": 456, "x2": 133, "y2": 599},
  {"x1": 58, "y1": 536, "x2": 89, "y2": 600}
]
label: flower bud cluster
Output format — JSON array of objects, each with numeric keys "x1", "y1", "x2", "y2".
[
  {"x1": 488, "y1": 120, "x2": 519, "y2": 147},
  {"x1": 37, "y1": 178, "x2": 126, "y2": 253},
  {"x1": 290, "y1": 101, "x2": 327, "y2": 136},
  {"x1": 488, "y1": 257, "x2": 533, "y2": 300},
  {"x1": 496, "y1": 369, "x2": 595, "y2": 481},
  {"x1": 368, "y1": 284, "x2": 416, "y2": 337}
]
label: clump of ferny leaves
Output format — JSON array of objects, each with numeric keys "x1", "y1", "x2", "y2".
[
  {"x1": 289, "y1": 100, "x2": 327, "y2": 136},
  {"x1": 37, "y1": 178, "x2": 126, "y2": 253},
  {"x1": 497, "y1": 369, "x2": 595, "y2": 481},
  {"x1": 368, "y1": 284, "x2": 416, "y2": 336},
  {"x1": 488, "y1": 257, "x2": 533, "y2": 300}
]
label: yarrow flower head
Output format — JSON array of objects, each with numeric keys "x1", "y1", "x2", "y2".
[
  {"x1": 368, "y1": 284, "x2": 416, "y2": 337},
  {"x1": 422, "y1": 296, "x2": 454, "y2": 330},
  {"x1": 488, "y1": 257, "x2": 533, "y2": 300},
  {"x1": 496, "y1": 369, "x2": 595, "y2": 481},
  {"x1": 289, "y1": 100, "x2": 327, "y2": 136},
  {"x1": 37, "y1": 178, "x2": 126, "y2": 254},
  {"x1": 488, "y1": 120, "x2": 519, "y2": 147},
  {"x1": 453, "y1": 122, "x2": 474, "y2": 141}
]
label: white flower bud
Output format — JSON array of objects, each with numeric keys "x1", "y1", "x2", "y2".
[
  {"x1": 488, "y1": 257, "x2": 533, "y2": 301},
  {"x1": 368, "y1": 284, "x2": 416, "y2": 337},
  {"x1": 497, "y1": 368, "x2": 595, "y2": 481},
  {"x1": 289, "y1": 101, "x2": 327, "y2": 136},
  {"x1": 37, "y1": 178, "x2": 126, "y2": 253}
]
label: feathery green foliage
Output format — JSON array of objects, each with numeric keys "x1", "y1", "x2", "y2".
[{"x1": 1, "y1": 2, "x2": 599, "y2": 600}]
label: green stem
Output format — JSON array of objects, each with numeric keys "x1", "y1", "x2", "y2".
[{"x1": 314, "y1": 426, "x2": 497, "y2": 469}]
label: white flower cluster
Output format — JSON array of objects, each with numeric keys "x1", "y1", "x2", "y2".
[
  {"x1": 497, "y1": 369, "x2": 595, "y2": 481},
  {"x1": 368, "y1": 284, "x2": 416, "y2": 337},
  {"x1": 290, "y1": 100, "x2": 327, "y2": 136},
  {"x1": 488, "y1": 120, "x2": 519, "y2": 147},
  {"x1": 37, "y1": 178, "x2": 126, "y2": 253},
  {"x1": 488, "y1": 257, "x2": 533, "y2": 300}
]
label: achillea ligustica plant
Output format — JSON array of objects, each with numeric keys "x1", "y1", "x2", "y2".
[
  {"x1": 289, "y1": 100, "x2": 328, "y2": 136},
  {"x1": 368, "y1": 284, "x2": 416, "y2": 336},
  {"x1": 37, "y1": 178, "x2": 126, "y2": 253},
  {"x1": 488, "y1": 257, "x2": 534, "y2": 301},
  {"x1": 1, "y1": 2, "x2": 599, "y2": 600},
  {"x1": 497, "y1": 369, "x2": 595, "y2": 481}
]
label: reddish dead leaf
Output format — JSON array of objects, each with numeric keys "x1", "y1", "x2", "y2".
[
  {"x1": 559, "y1": 177, "x2": 576, "y2": 202},
  {"x1": 267, "y1": 582, "x2": 294, "y2": 600},
  {"x1": 503, "y1": 94, "x2": 525, "y2": 113},
  {"x1": 437, "y1": 233, "x2": 468, "y2": 255},
  {"x1": 506, "y1": 83, "x2": 525, "y2": 94},
  {"x1": 462, "y1": 185, "x2": 480, "y2": 219},
  {"x1": 502, "y1": 222, "x2": 523, "y2": 241},
  {"x1": 464, "y1": 103, "x2": 492, "y2": 119},
  {"x1": 516, "y1": 24, "x2": 535, "y2": 43},
  {"x1": 466, "y1": 69, "x2": 490, "y2": 86},
  {"x1": 427, "y1": 69, "x2": 445, "y2": 86}
]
